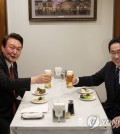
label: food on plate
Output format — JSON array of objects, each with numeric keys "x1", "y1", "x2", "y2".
[
  {"x1": 80, "y1": 94, "x2": 94, "y2": 100},
  {"x1": 34, "y1": 87, "x2": 46, "y2": 95},
  {"x1": 31, "y1": 97, "x2": 47, "y2": 103},
  {"x1": 79, "y1": 88, "x2": 93, "y2": 94},
  {"x1": 38, "y1": 96, "x2": 43, "y2": 100}
]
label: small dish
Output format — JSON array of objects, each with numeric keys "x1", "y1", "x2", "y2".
[
  {"x1": 78, "y1": 88, "x2": 93, "y2": 94},
  {"x1": 31, "y1": 97, "x2": 47, "y2": 104},
  {"x1": 31, "y1": 89, "x2": 47, "y2": 96},
  {"x1": 80, "y1": 94, "x2": 96, "y2": 101}
]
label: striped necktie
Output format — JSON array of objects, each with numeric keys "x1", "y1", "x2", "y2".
[{"x1": 115, "y1": 68, "x2": 119, "y2": 90}]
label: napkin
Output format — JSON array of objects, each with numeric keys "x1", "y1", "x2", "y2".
[
  {"x1": 21, "y1": 112, "x2": 44, "y2": 119},
  {"x1": 21, "y1": 103, "x2": 48, "y2": 114}
]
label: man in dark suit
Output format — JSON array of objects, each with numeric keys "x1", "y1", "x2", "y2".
[
  {"x1": 0, "y1": 33, "x2": 51, "y2": 134},
  {"x1": 73, "y1": 38, "x2": 120, "y2": 134}
]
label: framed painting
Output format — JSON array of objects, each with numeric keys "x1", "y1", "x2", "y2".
[{"x1": 28, "y1": 0, "x2": 97, "y2": 21}]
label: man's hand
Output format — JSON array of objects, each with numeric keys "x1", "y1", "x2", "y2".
[
  {"x1": 31, "y1": 74, "x2": 51, "y2": 84},
  {"x1": 72, "y1": 77, "x2": 79, "y2": 85},
  {"x1": 112, "y1": 116, "x2": 120, "y2": 128}
]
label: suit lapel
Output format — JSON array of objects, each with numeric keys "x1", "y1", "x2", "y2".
[{"x1": 0, "y1": 53, "x2": 9, "y2": 76}]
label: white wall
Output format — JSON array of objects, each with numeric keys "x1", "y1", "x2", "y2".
[{"x1": 6, "y1": 0, "x2": 114, "y2": 102}]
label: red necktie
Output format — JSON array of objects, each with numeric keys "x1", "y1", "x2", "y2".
[
  {"x1": 9, "y1": 65, "x2": 16, "y2": 116},
  {"x1": 9, "y1": 65, "x2": 14, "y2": 78}
]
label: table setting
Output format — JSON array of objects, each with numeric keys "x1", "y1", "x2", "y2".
[{"x1": 10, "y1": 67, "x2": 112, "y2": 134}]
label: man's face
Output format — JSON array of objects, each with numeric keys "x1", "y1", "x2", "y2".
[
  {"x1": 110, "y1": 43, "x2": 120, "y2": 67},
  {"x1": 2, "y1": 38, "x2": 22, "y2": 64}
]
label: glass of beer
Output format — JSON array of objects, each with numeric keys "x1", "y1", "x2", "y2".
[
  {"x1": 66, "y1": 70, "x2": 74, "y2": 88},
  {"x1": 44, "y1": 69, "x2": 52, "y2": 88}
]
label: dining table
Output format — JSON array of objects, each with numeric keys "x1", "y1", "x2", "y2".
[{"x1": 10, "y1": 78, "x2": 112, "y2": 134}]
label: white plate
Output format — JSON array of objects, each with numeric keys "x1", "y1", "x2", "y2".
[
  {"x1": 78, "y1": 88, "x2": 93, "y2": 94},
  {"x1": 80, "y1": 94, "x2": 96, "y2": 101},
  {"x1": 31, "y1": 89, "x2": 47, "y2": 96},
  {"x1": 31, "y1": 97, "x2": 47, "y2": 104}
]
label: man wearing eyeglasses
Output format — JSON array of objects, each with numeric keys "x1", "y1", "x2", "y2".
[{"x1": 73, "y1": 38, "x2": 120, "y2": 134}]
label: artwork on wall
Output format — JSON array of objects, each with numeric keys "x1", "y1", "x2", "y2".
[{"x1": 28, "y1": 0, "x2": 97, "y2": 21}]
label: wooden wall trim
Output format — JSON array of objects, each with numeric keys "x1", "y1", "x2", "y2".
[
  {"x1": 113, "y1": 0, "x2": 120, "y2": 37},
  {"x1": 0, "y1": 0, "x2": 7, "y2": 51}
]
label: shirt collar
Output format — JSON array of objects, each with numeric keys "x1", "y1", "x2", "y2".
[
  {"x1": 5, "y1": 60, "x2": 13, "y2": 69},
  {"x1": 116, "y1": 66, "x2": 120, "y2": 69}
]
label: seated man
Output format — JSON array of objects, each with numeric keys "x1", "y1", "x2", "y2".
[
  {"x1": 73, "y1": 38, "x2": 120, "y2": 134},
  {"x1": 0, "y1": 118, "x2": 10, "y2": 134},
  {"x1": 0, "y1": 33, "x2": 51, "y2": 134}
]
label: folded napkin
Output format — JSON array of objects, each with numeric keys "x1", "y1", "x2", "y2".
[
  {"x1": 21, "y1": 103, "x2": 48, "y2": 114},
  {"x1": 21, "y1": 112, "x2": 44, "y2": 119}
]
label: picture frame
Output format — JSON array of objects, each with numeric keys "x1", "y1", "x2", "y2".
[{"x1": 28, "y1": 0, "x2": 97, "y2": 22}]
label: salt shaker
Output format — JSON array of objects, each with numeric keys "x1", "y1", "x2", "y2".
[{"x1": 68, "y1": 100, "x2": 74, "y2": 115}]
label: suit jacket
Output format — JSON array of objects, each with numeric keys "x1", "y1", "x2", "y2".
[
  {"x1": 74, "y1": 61, "x2": 120, "y2": 104},
  {"x1": 0, "y1": 52, "x2": 31, "y2": 121}
]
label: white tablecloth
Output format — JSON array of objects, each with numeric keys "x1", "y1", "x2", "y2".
[{"x1": 10, "y1": 79, "x2": 112, "y2": 134}]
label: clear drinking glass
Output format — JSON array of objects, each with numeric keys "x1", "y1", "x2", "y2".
[{"x1": 54, "y1": 67, "x2": 62, "y2": 76}]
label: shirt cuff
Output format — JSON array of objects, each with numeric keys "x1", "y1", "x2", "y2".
[{"x1": 73, "y1": 77, "x2": 79, "y2": 85}]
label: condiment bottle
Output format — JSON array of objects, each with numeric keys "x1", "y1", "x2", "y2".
[{"x1": 68, "y1": 100, "x2": 74, "y2": 115}]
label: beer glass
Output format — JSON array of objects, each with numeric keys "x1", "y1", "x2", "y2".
[
  {"x1": 66, "y1": 70, "x2": 74, "y2": 88},
  {"x1": 44, "y1": 70, "x2": 52, "y2": 88}
]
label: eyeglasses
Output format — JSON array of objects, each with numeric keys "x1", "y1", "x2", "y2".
[{"x1": 110, "y1": 51, "x2": 120, "y2": 56}]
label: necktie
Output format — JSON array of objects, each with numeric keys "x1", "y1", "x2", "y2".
[
  {"x1": 9, "y1": 65, "x2": 14, "y2": 79},
  {"x1": 9, "y1": 65, "x2": 16, "y2": 116},
  {"x1": 115, "y1": 68, "x2": 119, "y2": 91}
]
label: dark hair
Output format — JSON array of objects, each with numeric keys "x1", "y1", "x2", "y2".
[
  {"x1": 2, "y1": 33, "x2": 23, "y2": 48},
  {"x1": 108, "y1": 37, "x2": 120, "y2": 52}
]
